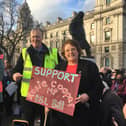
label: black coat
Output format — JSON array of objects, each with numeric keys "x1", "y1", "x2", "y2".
[
  {"x1": 12, "y1": 43, "x2": 50, "y2": 75},
  {"x1": 12, "y1": 43, "x2": 50, "y2": 98},
  {"x1": 12, "y1": 43, "x2": 62, "y2": 87},
  {"x1": 100, "y1": 89, "x2": 126, "y2": 126},
  {"x1": 11, "y1": 43, "x2": 62, "y2": 126},
  {"x1": 48, "y1": 58, "x2": 104, "y2": 126}
]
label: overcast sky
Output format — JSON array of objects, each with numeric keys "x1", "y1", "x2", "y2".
[{"x1": 21, "y1": 0, "x2": 95, "y2": 24}]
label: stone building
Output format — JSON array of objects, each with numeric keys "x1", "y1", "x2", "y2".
[{"x1": 42, "y1": 0, "x2": 126, "y2": 69}]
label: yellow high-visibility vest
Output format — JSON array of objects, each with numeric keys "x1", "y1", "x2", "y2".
[{"x1": 21, "y1": 48, "x2": 58, "y2": 97}]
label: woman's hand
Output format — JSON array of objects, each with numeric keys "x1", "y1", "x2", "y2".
[
  {"x1": 75, "y1": 93, "x2": 89, "y2": 104},
  {"x1": 45, "y1": 107, "x2": 49, "y2": 114}
]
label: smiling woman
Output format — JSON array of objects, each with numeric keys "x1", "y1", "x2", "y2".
[{"x1": 47, "y1": 39, "x2": 104, "y2": 126}]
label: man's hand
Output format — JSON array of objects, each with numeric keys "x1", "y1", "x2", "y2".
[{"x1": 13, "y1": 73, "x2": 23, "y2": 81}]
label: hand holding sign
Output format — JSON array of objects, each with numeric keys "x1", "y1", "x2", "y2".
[
  {"x1": 13, "y1": 73, "x2": 23, "y2": 81},
  {"x1": 26, "y1": 66, "x2": 81, "y2": 116},
  {"x1": 75, "y1": 93, "x2": 89, "y2": 104}
]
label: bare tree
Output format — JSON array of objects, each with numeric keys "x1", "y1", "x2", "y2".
[{"x1": 0, "y1": 0, "x2": 33, "y2": 64}]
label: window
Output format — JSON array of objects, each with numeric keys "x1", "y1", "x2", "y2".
[
  {"x1": 105, "y1": 31, "x2": 110, "y2": 41},
  {"x1": 56, "y1": 32, "x2": 58, "y2": 37},
  {"x1": 45, "y1": 33, "x2": 47, "y2": 39},
  {"x1": 106, "y1": 0, "x2": 111, "y2": 5},
  {"x1": 63, "y1": 37, "x2": 66, "y2": 41},
  {"x1": 50, "y1": 33, "x2": 53, "y2": 38},
  {"x1": 90, "y1": 34, "x2": 95, "y2": 43},
  {"x1": 50, "y1": 41, "x2": 53, "y2": 48},
  {"x1": 106, "y1": 17, "x2": 110, "y2": 24},
  {"x1": 56, "y1": 41, "x2": 59, "y2": 48},
  {"x1": 104, "y1": 47, "x2": 109, "y2": 53},
  {"x1": 62, "y1": 37, "x2": 66, "y2": 45},
  {"x1": 62, "y1": 39, "x2": 65, "y2": 45},
  {"x1": 104, "y1": 57, "x2": 110, "y2": 67},
  {"x1": 91, "y1": 23, "x2": 94, "y2": 29},
  {"x1": 62, "y1": 31, "x2": 66, "y2": 35}
]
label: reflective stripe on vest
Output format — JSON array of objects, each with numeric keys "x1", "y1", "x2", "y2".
[{"x1": 21, "y1": 48, "x2": 58, "y2": 97}]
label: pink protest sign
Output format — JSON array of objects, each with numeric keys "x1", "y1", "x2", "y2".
[{"x1": 26, "y1": 66, "x2": 81, "y2": 116}]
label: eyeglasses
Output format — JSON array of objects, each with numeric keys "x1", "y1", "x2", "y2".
[{"x1": 65, "y1": 48, "x2": 76, "y2": 52}]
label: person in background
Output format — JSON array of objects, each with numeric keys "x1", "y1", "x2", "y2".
[
  {"x1": 3, "y1": 60, "x2": 14, "y2": 112},
  {"x1": 111, "y1": 71, "x2": 126, "y2": 104},
  {"x1": 1, "y1": 59, "x2": 16, "y2": 126},
  {"x1": 111, "y1": 69, "x2": 117, "y2": 80},
  {"x1": 3, "y1": 60, "x2": 13, "y2": 93},
  {"x1": 0, "y1": 50, "x2": 4, "y2": 102},
  {"x1": 48, "y1": 39, "x2": 104, "y2": 126},
  {"x1": 100, "y1": 69, "x2": 126, "y2": 126},
  {"x1": 100, "y1": 88, "x2": 126, "y2": 126},
  {"x1": 0, "y1": 49, "x2": 4, "y2": 125},
  {"x1": 12, "y1": 28, "x2": 61, "y2": 126},
  {"x1": 99, "y1": 67, "x2": 112, "y2": 87}
]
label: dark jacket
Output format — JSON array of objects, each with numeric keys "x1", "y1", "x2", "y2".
[
  {"x1": 12, "y1": 43, "x2": 62, "y2": 99},
  {"x1": 100, "y1": 89, "x2": 126, "y2": 126},
  {"x1": 55, "y1": 59, "x2": 103, "y2": 102},
  {"x1": 49, "y1": 58, "x2": 104, "y2": 126},
  {"x1": 12, "y1": 43, "x2": 50, "y2": 75},
  {"x1": 12, "y1": 43, "x2": 62, "y2": 81},
  {"x1": 12, "y1": 43, "x2": 50, "y2": 98},
  {"x1": 111, "y1": 79, "x2": 126, "y2": 104},
  {"x1": 11, "y1": 43, "x2": 62, "y2": 126}
]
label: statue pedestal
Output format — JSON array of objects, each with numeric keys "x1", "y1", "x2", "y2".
[{"x1": 80, "y1": 56, "x2": 96, "y2": 63}]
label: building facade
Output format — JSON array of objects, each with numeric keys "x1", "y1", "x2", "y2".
[{"x1": 42, "y1": 0, "x2": 126, "y2": 69}]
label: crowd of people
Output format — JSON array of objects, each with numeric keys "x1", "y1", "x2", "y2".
[
  {"x1": 0, "y1": 28, "x2": 126, "y2": 126},
  {"x1": 100, "y1": 67, "x2": 126, "y2": 104},
  {"x1": 99, "y1": 67, "x2": 126, "y2": 126},
  {"x1": 0, "y1": 50, "x2": 4, "y2": 125}
]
